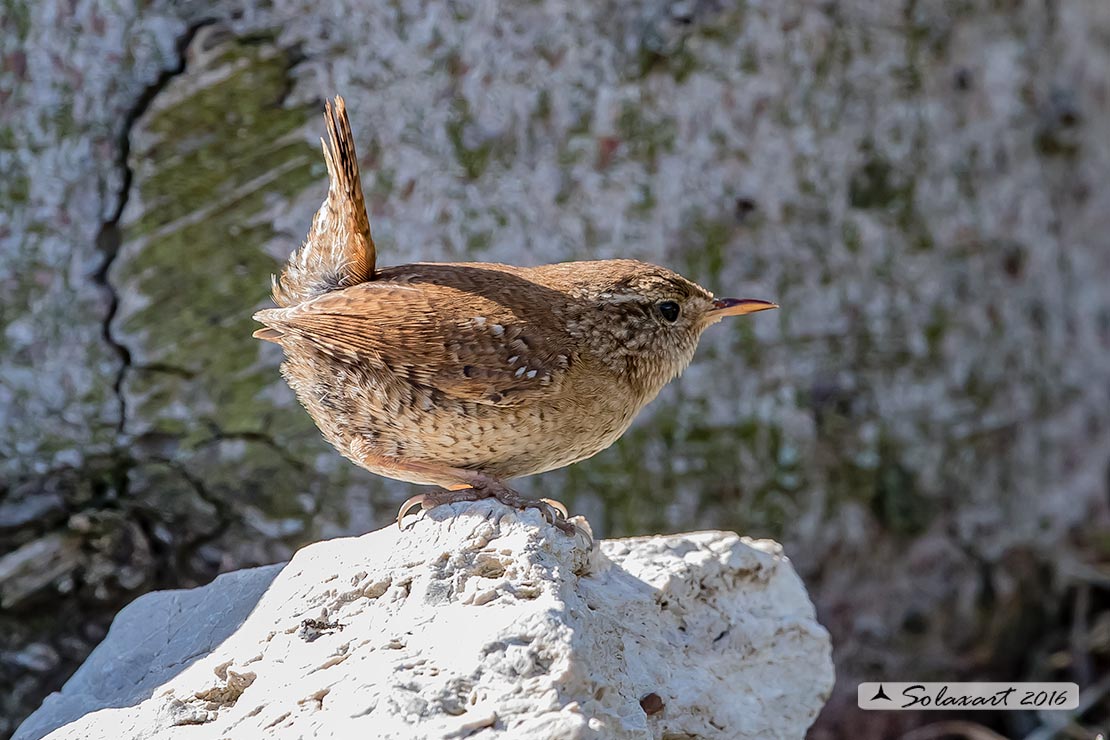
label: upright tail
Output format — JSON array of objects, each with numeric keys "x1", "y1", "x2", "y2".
[{"x1": 269, "y1": 95, "x2": 376, "y2": 309}]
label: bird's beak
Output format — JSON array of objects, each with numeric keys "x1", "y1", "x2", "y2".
[{"x1": 708, "y1": 298, "x2": 779, "y2": 318}]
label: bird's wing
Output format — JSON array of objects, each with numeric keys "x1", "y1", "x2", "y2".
[
  {"x1": 253, "y1": 283, "x2": 573, "y2": 406},
  {"x1": 271, "y1": 95, "x2": 376, "y2": 307}
]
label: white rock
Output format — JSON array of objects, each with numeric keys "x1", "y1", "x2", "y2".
[{"x1": 16, "y1": 502, "x2": 833, "y2": 740}]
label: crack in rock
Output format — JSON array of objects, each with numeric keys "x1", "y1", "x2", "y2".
[{"x1": 94, "y1": 18, "x2": 218, "y2": 436}]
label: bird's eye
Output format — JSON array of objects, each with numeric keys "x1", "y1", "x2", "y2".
[{"x1": 657, "y1": 301, "x2": 680, "y2": 322}]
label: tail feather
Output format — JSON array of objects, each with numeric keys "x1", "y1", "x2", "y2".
[{"x1": 270, "y1": 95, "x2": 376, "y2": 309}]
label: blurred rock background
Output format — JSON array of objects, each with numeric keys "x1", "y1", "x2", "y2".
[{"x1": 2, "y1": 0, "x2": 1109, "y2": 737}]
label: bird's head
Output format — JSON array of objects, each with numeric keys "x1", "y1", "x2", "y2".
[{"x1": 553, "y1": 259, "x2": 777, "y2": 397}]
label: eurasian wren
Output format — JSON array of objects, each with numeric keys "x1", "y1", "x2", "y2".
[{"x1": 253, "y1": 96, "x2": 777, "y2": 534}]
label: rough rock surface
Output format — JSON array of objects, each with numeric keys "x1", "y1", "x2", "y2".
[
  {"x1": 4, "y1": 1, "x2": 1110, "y2": 737},
  {"x1": 15, "y1": 503, "x2": 832, "y2": 740}
]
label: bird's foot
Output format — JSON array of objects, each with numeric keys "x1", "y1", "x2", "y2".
[
  {"x1": 396, "y1": 487, "x2": 486, "y2": 529},
  {"x1": 396, "y1": 479, "x2": 576, "y2": 536},
  {"x1": 479, "y1": 481, "x2": 576, "y2": 536}
]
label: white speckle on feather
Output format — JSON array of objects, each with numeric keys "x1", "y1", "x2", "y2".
[
  {"x1": 490, "y1": 324, "x2": 504, "y2": 336},
  {"x1": 507, "y1": 355, "x2": 519, "y2": 365},
  {"x1": 526, "y1": 370, "x2": 538, "y2": 379},
  {"x1": 472, "y1": 316, "x2": 487, "y2": 326},
  {"x1": 515, "y1": 366, "x2": 526, "y2": 377}
]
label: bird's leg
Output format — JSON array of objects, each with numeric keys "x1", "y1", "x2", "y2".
[
  {"x1": 348, "y1": 444, "x2": 577, "y2": 536},
  {"x1": 406, "y1": 487, "x2": 568, "y2": 523},
  {"x1": 398, "y1": 477, "x2": 575, "y2": 536}
]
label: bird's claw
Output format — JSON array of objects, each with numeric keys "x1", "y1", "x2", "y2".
[
  {"x1": 396, "y1": 493, "x2": 426, "y2": 529},
  {"x1": 539, "y1": 497, "x2": 569, "y2": 519},
  {"x1": 534, "y1": 499, "x2": 576, "y2": 536},
  {"x1": 490, "y1": 489, "x2": 575, "y2": 536}
]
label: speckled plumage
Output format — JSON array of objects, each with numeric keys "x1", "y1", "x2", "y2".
[{"x1": 253, "y1": 96, "x2": 776, "y2": 528}]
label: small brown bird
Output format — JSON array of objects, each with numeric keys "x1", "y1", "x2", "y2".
[{"x1": 253, "y1": 96, "x2": 777, "y2": 534}]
